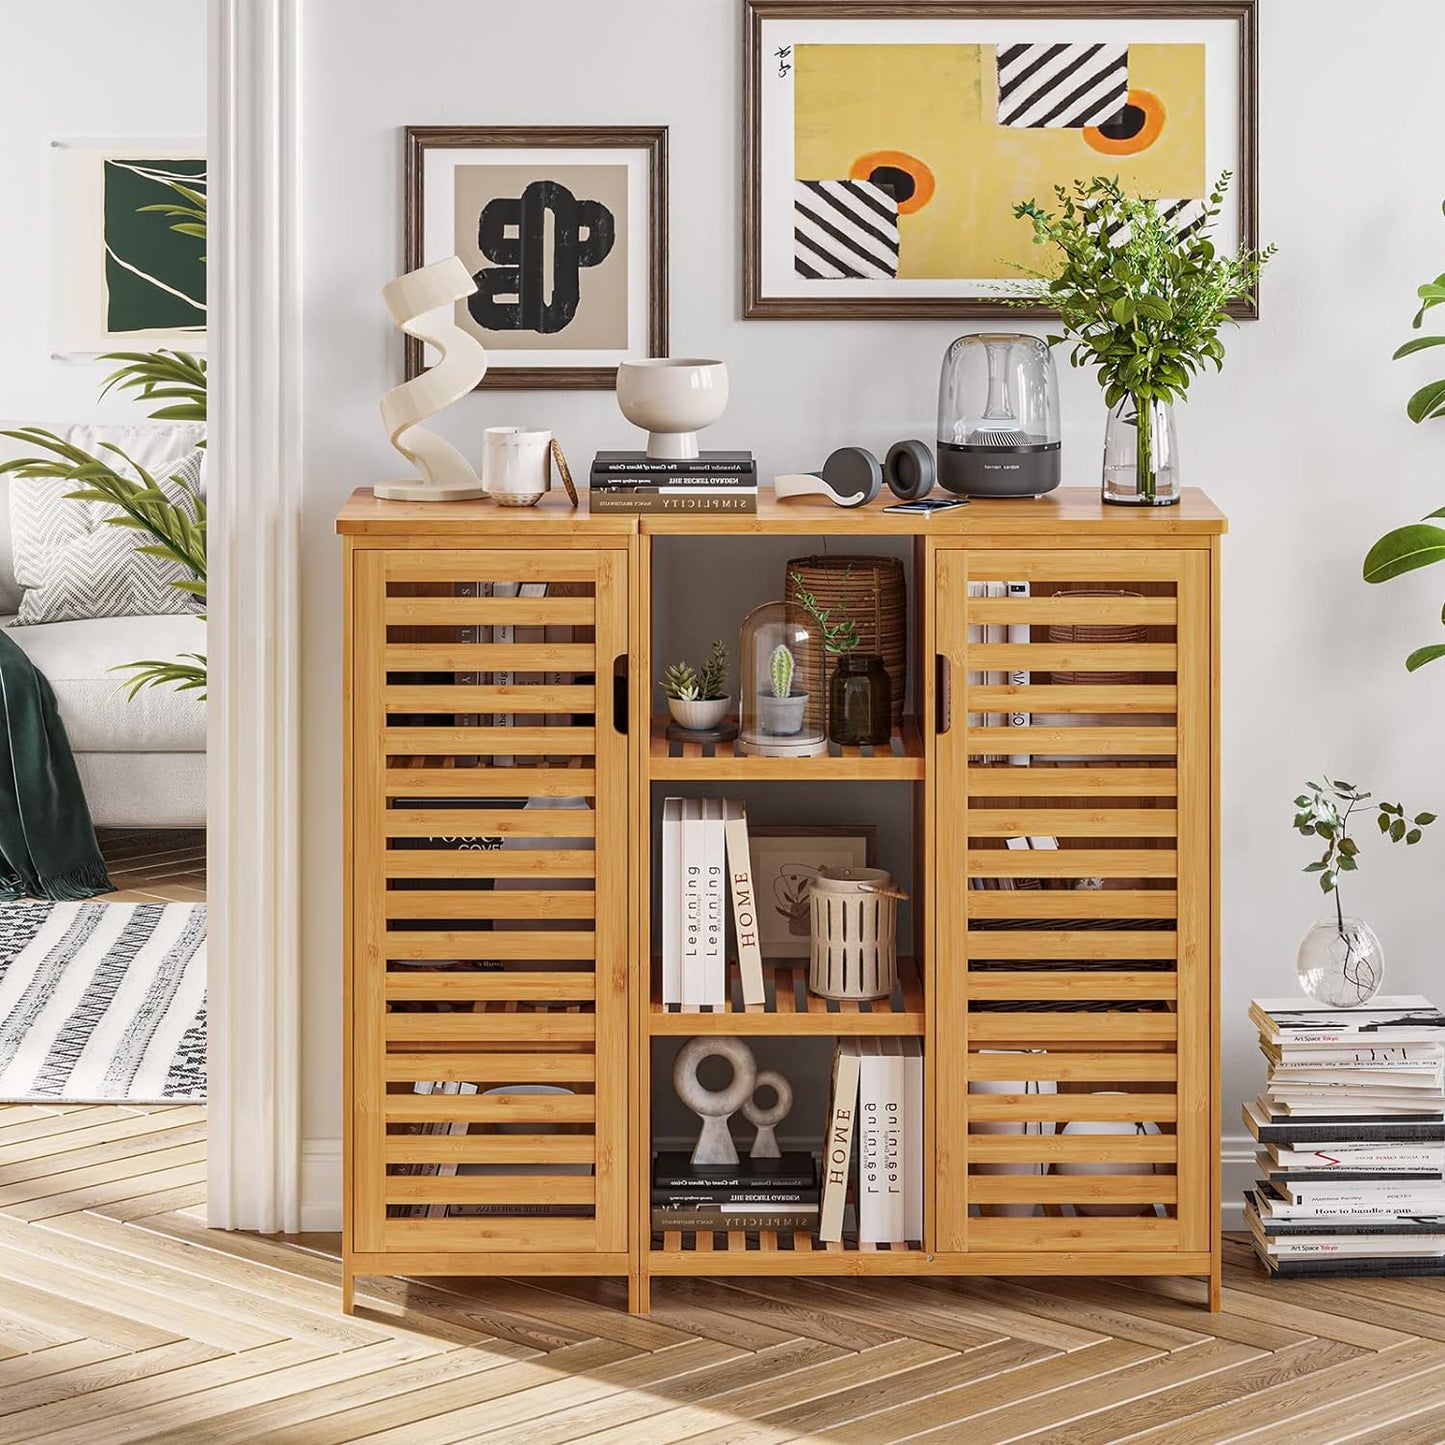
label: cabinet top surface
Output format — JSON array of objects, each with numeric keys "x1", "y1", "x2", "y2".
[{"x1": 336, "y1": 486, "x2": 1227, "y2": 539}]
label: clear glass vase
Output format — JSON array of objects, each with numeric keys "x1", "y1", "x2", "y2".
[
  {"x1": 1296, "y1": 914, "x2": 1384, "y2": 1008},
  {"x1": 1102, "y1": 395, "x2": 1181, "y2": 506}
]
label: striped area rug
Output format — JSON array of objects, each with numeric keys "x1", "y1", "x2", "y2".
[{"x1": 0, "y1": 901, "x2": 205, "y2": 1102}]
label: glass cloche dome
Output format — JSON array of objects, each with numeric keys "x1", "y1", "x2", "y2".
[
  {"x1": 937, "y1": 333, "x2": 1061, "y2": 498},
  {"x1": 738, "y1": 601, "x2": 827, "y2": 759}
]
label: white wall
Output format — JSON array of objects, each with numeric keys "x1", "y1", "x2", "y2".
[
  {"x1": 0, "y1": 2, "x2": 206, "y2": 424},
  {"x1": 298, "y1": 0, "x2": 1445, "y2": 1225}
]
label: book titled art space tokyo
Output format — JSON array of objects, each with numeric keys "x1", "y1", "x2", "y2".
[{"x1": 1252, "y1": 998, "x2": 1445, "y2": 1045}]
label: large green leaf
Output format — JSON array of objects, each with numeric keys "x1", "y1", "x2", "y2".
[
  {"x1": 1407, "y1": 643, "x2": 1445, "y2": 671},
  {"x1": 1394, "y1": 335, "x2": 1445, "y2": 359},
  {"x1": 1363, "y1": 523, "x2": 1445, "y2": 582},
  {"x1": 1407, "y1": 378, "x2": 1445, "y2": 423}
]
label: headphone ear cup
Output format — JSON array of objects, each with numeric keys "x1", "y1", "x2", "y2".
[{"x1": 884, "y1": 440, "x2": 935, "y2": 501}]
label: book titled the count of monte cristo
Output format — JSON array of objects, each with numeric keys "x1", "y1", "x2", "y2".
[{"x1": 592, "y1": 450, "x2": 756, "y2": 477}]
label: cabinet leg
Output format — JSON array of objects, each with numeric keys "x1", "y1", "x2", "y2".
[
  {"x1": 342, "y1": 1267, "x2": 356, "y2": 1315},
  {"x1": 629, "y1": 1271, "x2": 651, "y2": 1315},
  {"x1": 1206, "y1": 1260, "x2": 1222, "y2": 1313}
]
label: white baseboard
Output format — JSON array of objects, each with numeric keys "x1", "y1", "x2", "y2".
[
  {"x1": 1222, "y1": 1133, "x2": 1254, "y2": 1230},
  {"x1": 300, "y1": 1138, "x2": 342, "y2": 1232},
  {"x1": 298, "y1": 1134, "x2": 1257, "y2": 1237}
]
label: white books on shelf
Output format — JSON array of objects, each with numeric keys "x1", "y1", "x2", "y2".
[
  {"x1": 858, "y1": 1040, "x2": 905, "y2": 1243},
  {"x1": 701, "y1": 798, "x2": 727, "y2": 1007},
  {"x1": 680, "y1": 798, "x2": 705, "y2": 1009},
  {"x1": 723, "y1": 799, "x2": 765, "y2": 1008},
  {"x1": 661, "y1": 798, "x2": 684, "y2": 1007},
  {"x1": 900, "y1": 1038, "x2": 924, "y2": 1243},
  {"x1": 820, "y1": 1041, "x2": 862, "y2": 1243},
  {"x1": 1006, "y1": 579, "x2": 1030, "y2": 765}
]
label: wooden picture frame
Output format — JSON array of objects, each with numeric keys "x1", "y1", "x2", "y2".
[
  {"x1": 404, "y1": 125, "x2": 669, "y2": 389},
  {"x1": 747, "y1": 824, "x2": 879, "y2": 959},
  {"x1": 743, "y1": 0, "x2": 1259, "y2": 319}
]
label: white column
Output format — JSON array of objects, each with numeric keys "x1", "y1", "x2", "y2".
[{"x1": 206, "y1": 0, "x2": 302, "y2": 1234}]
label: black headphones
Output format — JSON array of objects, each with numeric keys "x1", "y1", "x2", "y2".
[{"x1": 773, "y1": 441, "x2": 935, "y2": 508}]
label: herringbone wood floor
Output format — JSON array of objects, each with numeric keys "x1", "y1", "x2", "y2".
[
  {"x1": 1, "y1": 1110, "x2": 1445, "y2": 1445},
  {"x1": 6, "y1": 843, "x2": 1445, "y2": 1438}
]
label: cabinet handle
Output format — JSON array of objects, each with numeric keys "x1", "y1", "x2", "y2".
[
  {"x1": 935, "y1": 654, "x2": 952, "y2": 736},
  {"x1": 612, "y1": 656, "x2": 629, "y2": 735}
]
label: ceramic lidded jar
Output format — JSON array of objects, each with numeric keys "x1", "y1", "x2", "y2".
[{"x1": 482, "y1": 426, "x2": 552, "y2": 506}]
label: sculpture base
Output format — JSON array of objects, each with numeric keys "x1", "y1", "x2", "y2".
[{"x1": 374, "y1": 479, "x2": 488, "y2": 503}]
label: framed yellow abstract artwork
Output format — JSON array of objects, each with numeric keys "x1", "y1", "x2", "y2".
[{"x1": 744, "y1": 1, "x2": 1258, "y2": 319}]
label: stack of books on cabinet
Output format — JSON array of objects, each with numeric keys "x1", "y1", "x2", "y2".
[
  {"x1": 1244, "y1": 995, "x2": 1445, "y2": 1278},
  {"x1": 652, "y1": 1151, "x2": 819, "y2": 1233},
  {"x1": 588, "y1": 450, "x2": 757, "y2": 514}
]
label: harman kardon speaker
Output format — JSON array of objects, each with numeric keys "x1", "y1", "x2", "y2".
[{"x1": 937, "y1": 333, "x2": 1061, "y2": 498}]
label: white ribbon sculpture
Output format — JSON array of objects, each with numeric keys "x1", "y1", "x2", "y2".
[{"x1": 375, "y1": 255, "x2": 489, "y2": 502}]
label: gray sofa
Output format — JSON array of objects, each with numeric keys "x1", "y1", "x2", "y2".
[{"x1": 0, "y1": 421, "x2": 206, "y2": 828}]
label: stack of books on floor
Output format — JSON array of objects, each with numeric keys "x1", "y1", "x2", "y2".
[
  {"x1": 651, "y1": 1150, "x2": 819, "y2": 1232},
  {"x1": 588, "y1": 450, "x2": 757, "y2": 513},
  {"x1": 1244, "y1": 995, "x2": 1445, "y2": 1278},
  {"x1": 820, "y1": 1039, "x2": 924, "y2": 1245}
]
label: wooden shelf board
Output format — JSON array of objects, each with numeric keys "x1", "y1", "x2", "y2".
[
  {"x1": 650, "y1": 958, "x2": 925, "y2": 1035},
  {"x1": 649, "y1": 1231, "x2": 928, "y2": 1274},
  {"x1": 649, "y1": 715, "x2": 925, "y2": 780}
]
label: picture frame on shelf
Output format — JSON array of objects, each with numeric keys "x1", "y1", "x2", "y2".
[
  {"x1": 743, "y1": 0, "x2": 1259, "y2": 319},
  {"x1": 404, "y1": 125, "x2": 669, "y2": 389},
  {"x1": 747, "y1": 824, "x2": 877, "y2": 959}
]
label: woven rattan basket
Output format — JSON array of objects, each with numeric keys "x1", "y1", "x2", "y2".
[{"x1": 785, "y1": 555, "x2": 907, "y2": 730}]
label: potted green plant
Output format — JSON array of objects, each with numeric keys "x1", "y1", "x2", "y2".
[
  {"x1": 757, "y1": 641, "x2": 807, "y2": 736},
  {"x1": 1292, "y1": 778, "x2": 1434, "y2": 1006},
  {"x1": 1363, "y1": 201, "x2": 1445, "y2": 663},
  {"x1": 1012, "y1": 173, "x2": 1274, "y2": 506},
  {"x1": 657, "y1": 639, "x2": 730, "y2": 731},
  {"x1": 787, "y1": 570, "x2": 891, "y2": 746}
]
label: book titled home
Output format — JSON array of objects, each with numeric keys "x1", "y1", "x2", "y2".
[
  {"x1": 820, "y1": 1041, "x2": 862, "y2": 1243},
  {"x1": 722, "y1": 799, "x2": 765, "y2": 1009}
]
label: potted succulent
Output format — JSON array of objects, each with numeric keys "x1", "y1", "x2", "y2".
[
  {"x1": 1364, "y1": 200, "x2": 1445, "y2": 664},
  {"x1": 1292, "y1": 778, "x2": 1434, "y2": 1006},
  {"x1": 788, "y1": 571, "x2": 891, "y2": 746},
  {"x1": 757, "y1": 642, "x2": 808, "y2": 736},
  {"x1": 1012, "y1": 173, "x2": 1274, "y2": 506},
  {"x1": 657, "y1": 639, "x2": 730, "y2": 731}
]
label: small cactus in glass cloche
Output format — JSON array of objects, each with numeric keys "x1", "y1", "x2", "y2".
[{"x1": 769, "y1": 642, "x2": 796, "y2": 699}]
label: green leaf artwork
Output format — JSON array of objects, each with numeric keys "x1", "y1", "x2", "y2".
[{"x1": 103, "y1": 158, "x2": 206, "y2": 335}]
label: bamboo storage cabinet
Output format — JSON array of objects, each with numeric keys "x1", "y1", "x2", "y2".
[{"x1": 338, "y1": 486, "x2": 1226, "y2": 1314}]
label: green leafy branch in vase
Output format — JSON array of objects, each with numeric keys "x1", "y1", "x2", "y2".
[
  {"x1": 0, "y1": 173, "x2": 206, "y2": 698},
  {"x1": 1011, "y1": 173, "x2": 1274, "y2": 501},
  {"x1": 1292, "y1": 777, "x2": 1434, "y2": 945},
  {"x1": 1364, "y1": 200, "x2": 1445, "y2": 669}
]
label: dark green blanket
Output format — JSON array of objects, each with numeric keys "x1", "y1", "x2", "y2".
[{"x1": 0, "y1": 631, "x2": 112, "y2": 900}]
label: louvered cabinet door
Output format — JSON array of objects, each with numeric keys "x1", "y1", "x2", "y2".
[
  {"x1": 934, "y1": 548, "x2": 1214, "y2": 1259},
  {"x1": 347, "y1": 547, "x2": 628, "y2": 1257}
]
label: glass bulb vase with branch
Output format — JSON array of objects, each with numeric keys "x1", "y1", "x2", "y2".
[{"x1": 1292, "y1": 778, "x2": 1434, "y2": 1007}]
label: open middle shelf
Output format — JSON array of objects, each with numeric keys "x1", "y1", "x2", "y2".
[
  {"x1": 650, "y1": 956, "x2": 925, "y2": 1034},
  {"x1": 649, "y1": 714, "x2": 925, "y2": 780}
]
